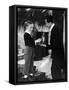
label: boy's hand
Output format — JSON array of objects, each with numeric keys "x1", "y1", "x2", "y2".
[{"x1": 35, "y1": 38, "x2": 42, "y2": 45}]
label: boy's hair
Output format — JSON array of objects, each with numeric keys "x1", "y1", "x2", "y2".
[{"x1": 24, "y1": 20, "x2": 33, "y2": 31}]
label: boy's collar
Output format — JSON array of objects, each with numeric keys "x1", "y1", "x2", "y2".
[{"x1": 25, "y1": 30, "x2": 31, "y2": 35}]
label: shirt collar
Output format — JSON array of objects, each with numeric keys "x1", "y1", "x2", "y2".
[{"x1": 25, "y1": 30, "x2": 31, "y2": 35}]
